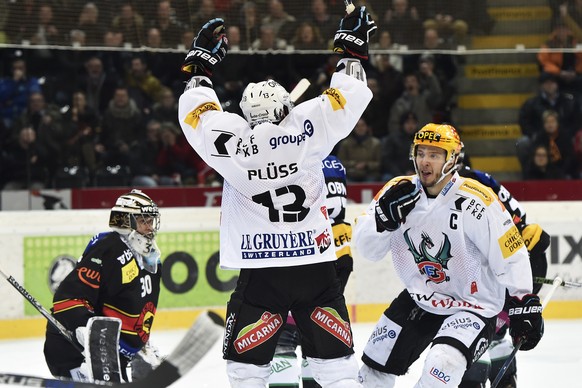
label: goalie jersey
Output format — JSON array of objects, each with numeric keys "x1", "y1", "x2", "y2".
[
  {"x1": 178, "y1": 73, "x2": 372, "y2": 269},
  {"x1": 44, "y1": 232, "x2": 161, "y2": 374},
  {"x1": 353, "y1": 174, "x2": 533, "y2": 318}
]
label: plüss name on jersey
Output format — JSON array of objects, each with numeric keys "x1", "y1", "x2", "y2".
[
  {"x1": 240, "y1": 230, "x2": 315, "y2": 259},
  {"x1": 247, "y1": 162, "x2": 298, "y2": 180}
]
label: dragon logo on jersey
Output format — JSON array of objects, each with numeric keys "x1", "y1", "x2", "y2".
[
  {"x1": 404, "y1": 229, "x2": 453, "y2": 284},
  {"x1": 310, "y1": 307, "x2": 352, "y2": 347},
  {"x1": 234, "y1": 312, "x2": 283, "y2": 354}
]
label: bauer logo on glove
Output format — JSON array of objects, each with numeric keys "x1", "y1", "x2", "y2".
[{"x1": 333, "y1": 6, "x2": 377, "y2": 60}]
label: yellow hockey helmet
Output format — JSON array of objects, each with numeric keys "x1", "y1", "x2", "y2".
[{"x1": 411, "y1": 123, "x2": 462, "y2": 162}]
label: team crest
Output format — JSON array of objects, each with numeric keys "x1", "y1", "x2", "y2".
[{"x1": 404, "y1": 229, "x2": 453, "y2": 284}]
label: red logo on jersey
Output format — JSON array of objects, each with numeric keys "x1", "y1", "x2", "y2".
[
  {"x1": 136, "y1": 302, "x2": 156, "y2": 343},
  {"x1": 315, "y1": 230, "x2": 332, "y2": 254},
  {"x1": 471, "y1": 281, "x2": 478, "y2": 294},
  {"x1": 234, "y1": 312, "x2": 283, "y2": 354},
  {"x1": 77, "y1": 267, "x2": 100, "y2": 288},
  {"x1": 320, "y1": 205, "x2": 328, "y2": 220},
  {"x1": 310, "y1": 307, "x2": 352, "y2": 347}
]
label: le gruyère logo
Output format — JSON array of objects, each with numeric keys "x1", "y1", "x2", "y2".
[
  {"x1": 234, "y1": 312, "x2": 283, "y2": 354},
  {"x1": 310, "y1": 307, "x2": 352, "y2": 347},
  {"x1": 404, "y1": 229, "x2": 453, "y2": 284}
]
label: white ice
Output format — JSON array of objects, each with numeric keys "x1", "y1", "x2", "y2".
[{"x1": 1, "y1": 320, "x2": 580, "y2": 387}]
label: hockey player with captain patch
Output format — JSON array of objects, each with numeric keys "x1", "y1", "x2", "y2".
[
  {"x1": 177, "y1": 6, "x2": 376, "y2": 387},
  {"x1": 353, "y1": 124, "x2": 545, "y2": 387}
]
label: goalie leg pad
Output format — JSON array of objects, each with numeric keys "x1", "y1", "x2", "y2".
[
  {"x1": 308, "y1": 354, "x2": 361, "y2": 387},
  {"x1": 227, "y1": 360, "x2": 270, "y2": 388},
  {"x1": 415, "y1": 344, "x2": 466, "y2": 388}
]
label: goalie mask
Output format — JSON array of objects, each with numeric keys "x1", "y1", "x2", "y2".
[
  {"x1": 109, "y1": 189, "x2": 161, "y2": 269},
  {"x1": 410, "y1": 123, "x2": 463, "y2": 184},
  {"x1": 240, "y1": 80, "x2": 293, "y2": 127}
]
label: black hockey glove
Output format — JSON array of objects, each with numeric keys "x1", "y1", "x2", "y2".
[
  {"x1": 182, "y1": 18, "x2": 228, "y2": 77},
  {"x1": 375, "y1": 180, "x2": 420, "y2": 232},
  {"x1": 508, "y1": 294, "x2": 544, "y2": 351},
  {"x1": 333, "y1": 6, "x2": 377, "y2": 60}
]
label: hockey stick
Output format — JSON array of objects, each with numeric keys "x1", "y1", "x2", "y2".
[
  {"x1": 490, "y1": 276, "x2": 562, "y2": 388},
  {"x1": 534, "y1": 276, "x2": 581, "y2": 288},
  {"x1": 343, "y1": 0, "x2": 355, "y2": 14},
  {"x1": 0, "y1": 266, "x2": 82, "y2": 353},
  {"x1": 0, "y1": 311, "x2": 225, "y2": 388},
  {"x1": 289, "y1": 78, "x2": 311, "y2": 104}
]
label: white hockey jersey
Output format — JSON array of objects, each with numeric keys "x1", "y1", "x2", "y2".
[
  {"x1": 178, "y1": 72, "x2": 372, "y2": 269},
  {"x1": 353, "y1": 174, "x2": 533, "y2": 318}
]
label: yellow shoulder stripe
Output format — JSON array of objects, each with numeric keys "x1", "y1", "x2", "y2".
[
  {"x1": 184, "y1": 102, "x2": 221, "y2": 128},
  {"x1": 459, "y1": 178, "x2": 497, "y2": 206},
  {"x1": 323, "y1": 88, "x2": 346, "y2": 111}
]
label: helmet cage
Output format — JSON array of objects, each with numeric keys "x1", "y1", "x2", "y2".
[
  {"x1": 109, "y1": 190, "x2": 160, "y2": 239},
  {"x1": 239, "y1": 80, "x2": 293, "y2": 127}
]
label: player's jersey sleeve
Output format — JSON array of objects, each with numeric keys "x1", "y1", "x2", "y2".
[{"x1": 460, "y1": 179, "x2": 532, "y2": 298}]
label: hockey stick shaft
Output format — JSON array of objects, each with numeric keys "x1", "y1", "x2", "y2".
[
  {"x1": 0, "y1": 311, "x2": 225, "y2": 388},
  {"x1": 343, "y1": 0, "x2": 355, "y2": 14},
  {"x1": 0, "y1": 267, "x2": 83, "y2": 353},
  {"x1": 534, "y1": 276, "x2": 581, "y2": 288},
  {"x1": 491, "y1": 276, "x2": 562, "y2": 388}
]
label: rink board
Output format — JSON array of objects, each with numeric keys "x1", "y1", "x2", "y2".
[{"x1": 0, "y1": 203, "x2": 580, "y2": 339}]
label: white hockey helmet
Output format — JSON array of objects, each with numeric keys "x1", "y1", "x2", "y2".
[
  {"x1": 239, "y1": 79, "x2": 293, "y2": 127},
  {"x1": 109, "y1": 189, "x2": 160, "y2": 240}
]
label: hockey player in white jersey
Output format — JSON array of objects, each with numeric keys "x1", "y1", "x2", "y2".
[
  {"x1": 353, "y1": 123, "x2": 545, "y2": 388},
  {"x1": 177, "y1": 8, "x2": 376, "y2": 388}
]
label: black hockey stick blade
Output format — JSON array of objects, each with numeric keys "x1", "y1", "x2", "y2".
[{"x1": 0, "y1": 311, "x2": 225, "y2": 388}]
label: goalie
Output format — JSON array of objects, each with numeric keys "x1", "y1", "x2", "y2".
[{"x1": 43, "y1": 190, "x2": 163, "y2": 382}]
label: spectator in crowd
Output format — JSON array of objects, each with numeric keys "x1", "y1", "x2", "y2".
[
  {"x1": 304, "y1": 0, "x2": 341, "y2": 48},
  {"x1": 379, "y1": 111, "x2": 418, "y2": 181},
  {"x1": 15, "y1": 91, "x2": 66, "y2": 182},
  {"x1": 129, "y1": 119, "x2": 176, "y2": 187},
  {"x1": 0, "y1": 57, "x2": 41, "y2": 130},
  {"x1": 5, "y1": 0, "x2": 38, "y2": 44},
  {"x1": 517, "y1": 72, "x2": 580, "y2": 167},
  {"x1": 531, "y1": 109, "x2": 579, "y2": 178},
  {"x1": 363, "y1": 77, "x2": 391, "y2": 139},
  {"x1": 251, "y1": 24, "x2": 287, "y2": 50},
  {"x1": 149, "y1": 87, "x2": 178, "y2": 125},
  {"x1": 370, "y1": 31, "x2": 403, "y2": 71},
  {"x1": 149, "y1": 0, "x2": 185, "y2": 48},
  {"x1": 290, "y1": 22, "x2": 324, "y2": 50},
  {"x1": 337, "y1": 117, "x2": 382, "y2": 182},
  {"x1": 190, "y1": 0, "x2": 219, "y2": 35},
  {"x1": 61, "y1": 91, "x2": 100, "y2": 176},
  {"x1": 99, "y1": 86, "x2": 143, "y2": 168},
  {"x1": 1, "y1": 126, "x2": 49, "y2": 190},
  {"x1": 111, "y1": 3, "x2": 145, "y2": 47},
  {"x1": 369, "y1": 53, "x2": 404, "y2": 116},
  {"x1": 382, "y1": 0, "x2": 423, "y2": 49},
  {"x1": 238, "y1": 1, "x2": 261, "y2": 50},
  {"x1": 388, "y1": 69, "x2": 442, "y2": 134},
  {"x1": 29, "y1": 3, "x2": 62, "y2": 46},
  {"x1": 416, "y1": 52, "x2": 458, "y2": 123},
  {"x1": 146, "y1": 27, "x2": 162, "y2": 49},
  {"x1": 421, "y1": 0, "x2": 469, "y2": 47},
  {"x1": 226, "y1": 25, "x2": 243, "y2": 51},
  {"x1": 78, "y1": 56, "x2": 121, "y2": 116},
  {"x1": 523, "y1": 144, "x2": 566, "y2": 180},
  {"x1": 537, "y1": 21, "x2": 582, "y2": 97},
  {"x1": 261, "y1": 0, "x2": 297, "y2": 43},
  {"x1": 125, "y1": 56, "x2": 165, "y2": 111},
  {"x1": 75, "y1": 2, "x2": 106, "y2": 47},
  {"x1": 558, "y1": 1, "x2": 582, "y2": 40}
]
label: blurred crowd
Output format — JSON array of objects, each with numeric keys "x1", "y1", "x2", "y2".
[{"x1": 0, "y1": 0, "x2": 581, "y2": 190}]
